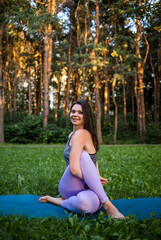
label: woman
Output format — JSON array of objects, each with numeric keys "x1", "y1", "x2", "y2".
[{"x1": 39, "y1": 100, "x2": 124, "y2": 219}]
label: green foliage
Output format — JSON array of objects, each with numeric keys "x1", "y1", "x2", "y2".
[
  {"x1": 4, "y1": 115, "x2": 44, "y2": 144},
  {"x1": 0, "y1": 145, "x2": 161, "y2": 239},
  {"x1": 4, "y1": 112, "x2": 161, "y2": 144},
  {"x1": 4, "y1": 114, "x2": 72, "y2": 144},
  {"x1": 0, "y1": 214, "x2": 161, "y2": 240},
  {"x1": 146, "y1": 122, "x2": 161, "y2": 144}
]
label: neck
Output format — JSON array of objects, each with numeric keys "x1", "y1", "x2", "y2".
[{"x1": 73, "y1": 125, "x2": 84, "y2": 132}]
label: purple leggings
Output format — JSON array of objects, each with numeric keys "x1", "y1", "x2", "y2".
[{"x1": 58, "y1": 151, "x2": 109, "y2": 214}]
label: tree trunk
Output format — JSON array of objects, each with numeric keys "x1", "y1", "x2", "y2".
[
  {"x1": 43, "y1": 0, "x2": 55, "y2": 129},
  {"x1": 38, "y1": 52, "x2": 43, "y2": 114},
  {"x1": 0, "y1": 25, "x2": 4, "y2": 143},
  {"x1": 107, "y1": 81, "x2": 110, "y2": 122},
  {"x1": 65, "y1": 16, "x2": 72, "y2": 114},
  {"x1": 92, "y1": 0, "x2": 103, "y2": 144},
  {"x1": 104, "y1": 80, "x2": 110, "y2": 124},
  {"x1": 82, "y1": 0, "x2": 91, "y2": 104},
  {"x1": 103, "y1": 74, "x2": 110, "y2": 123},
  {"x1": 112, "y1": 75, "x2": 118, "y2": 144},
  {"x1": 34, "y1": 65, "x2": 37, "y2": 115},
  {"x1": 43, "y1": 25, "x2": 49, "y2": 128},
  {"x1": 55, "y1": 72, "x2": 61, "y2": 121},
  {"x1": 7, "y1": 79, "x2": 12, "y2": 122},
  {"x1": 103, "y1": 38, "x2": 109, "y2": 124},
  {"x1": 75, "y1": 69, "x2": 81, "y2": 100},
  {"x1": 132, "y1": 81, "x2": 135, "y2": 128},
  {"x1": 134, "y1": 73, "x2": 140, "y2": 134},
  {"x1": 39, "y1": 52, "x2": 43, "y2": 113},
  {"x1": 150, "y1": 52, "x2": 158, "y2": 127},
  {"x1": 75, "y1": 0, "x2": 81, "y2": 100},
  {"x1": 27, "y1": 66, "x2": 32, "y2": 115},
  {"x1": 13, "y1": 72, "x2": 17, "y2": 116},
  {"x1": 55, "y1": 39, "x2": 62, "y2": 120},
  {"x1": 12, "y1": 47, "x2": 18, "y2": 117},
  {"x1": 156, "y1": 77, "x2": 160, "y2": 125},
  {"x1": 123, "y1": 78, "x2": 127, "y2": 131},
  {"x1": 135, "y1": 0, "x2": 149, "y2": 141},
  {"x1": 104, "y1": 80, "x2": 108, "y2": 119}
]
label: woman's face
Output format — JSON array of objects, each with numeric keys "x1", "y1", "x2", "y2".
[{"x1": 70, "y1": 104, "x2": 84, "y2": 129}]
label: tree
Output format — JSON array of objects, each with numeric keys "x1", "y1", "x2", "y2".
[
  {"x1": 135, "y1": 0, "x2": 149, "y2": 141},
  {"x1": 92, "y1": 0, "x2": 103, "y2": 144},
  {"x1": 43, "y1": 0, "x2": 56, "y2": 129},
  {"x1": 0, "y1": 25, "x2": 4, "y2": 143}
]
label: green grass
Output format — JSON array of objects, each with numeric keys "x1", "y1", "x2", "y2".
[{"x1": 0, "y1": 145, "x2": 161, "y2": 240}]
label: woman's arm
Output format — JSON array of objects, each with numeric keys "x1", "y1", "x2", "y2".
[{"x1": 69, "y1": 130, "x2": 87, "y2": 179}]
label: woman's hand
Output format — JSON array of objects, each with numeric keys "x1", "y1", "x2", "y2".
[{"x1": 99, "y1": 175, "x2": 108, "y2": 186}]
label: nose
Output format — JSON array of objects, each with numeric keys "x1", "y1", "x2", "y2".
[{"x1": 73, "y1": 111, "x2": 78, "y2": 116}]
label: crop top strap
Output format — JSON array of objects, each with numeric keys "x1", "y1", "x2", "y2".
[{"x1": 68, "y1": 132, "x2": 74, "y2": 146}]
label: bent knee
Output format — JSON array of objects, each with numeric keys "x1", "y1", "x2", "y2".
[
  {"x1": 77, "y1": 196, "x2": 90, "y2": 213},
  {"x1": 77, "y1": 192, "x2": 100, "y2": 214}
]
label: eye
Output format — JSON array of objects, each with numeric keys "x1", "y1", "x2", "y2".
[
  {"x1": 78, "y1": 111, "x2": 83, "y2": 114},
  {"x1": 71, "y1": 110, "x2": 75, "y2": 114}
]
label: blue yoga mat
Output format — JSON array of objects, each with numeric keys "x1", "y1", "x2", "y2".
[{"x1": 0, "y1": 195, "x2": 161, "y2": 221}]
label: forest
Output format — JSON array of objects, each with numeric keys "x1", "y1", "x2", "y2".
[{"x1": 0, "y1": 0, "x2": 161, "y2": 144}]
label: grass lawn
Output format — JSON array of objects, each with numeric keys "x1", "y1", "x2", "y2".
[{"x1": 0, "y1": 145, "x2": 161, "y2": 239}]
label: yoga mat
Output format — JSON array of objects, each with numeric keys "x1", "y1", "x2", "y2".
[{"x1": 0, "y1": 195, "x2": 161, "y2": 221}]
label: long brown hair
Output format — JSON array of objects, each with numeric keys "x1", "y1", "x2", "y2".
[{"x1": 70, "y1": 100, "x2": 99, "y2": 152}]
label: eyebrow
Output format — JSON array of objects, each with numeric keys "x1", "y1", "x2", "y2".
[{"x1": 71, "y1": 109, "x2": 83, "y2": 112}]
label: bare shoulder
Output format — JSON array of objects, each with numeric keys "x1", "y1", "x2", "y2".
[{"x1": 72, "y1": 129, "x2": 90, "y2": 139}]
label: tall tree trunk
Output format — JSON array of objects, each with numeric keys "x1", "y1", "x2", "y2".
[
  {"x1": 104, "y1": 80, "x2": 111, "y2": 124},
  {"x1": 27, "y1": 66, "x2": 32, "y2": 114},
  {"x1": 112, "y1": 75, "x2": 118, "y2": 144},
  {"x1": 92, "y1": 0, "x2": 103, "y2": 144},
  {"x1": 55, "y1": 39, "x2": 62, "y2": 120},
  {"x1": 43, "y1": 25, "x2": 49, "y2": 128},
  {"x1": 0, "y1": 25, "x2": 4, "y2": 143},
  {"x1": 34, "y1": 65, "x2": 37, "y2": 115},
  {"x1": 103, "y1": 38, "x2": 110, "y2": 124},
  {"x1": 104, "y1": 80, "x2": 108, "y2": 122},
  {"x1": 135, "y1": 1, "x2": 149, "y2": 141},
  {"x1": 132, "y1": 80, "x2": 135, "y2": 128},
  {"x1": 75, "y1": 0, "x2": 81, "y2": 100},
  {"x1": 8, "y1": 80, "x2": 12, "y2": 122},
  {"x1": 4, "y1": 28, "x2": 12, "y2": 120},
  {"x1": 43, "y1": 0, "x2": 55, "y2": 129},
  {"x1": 75, "y1": 69, "x2": 81, "y2": 100},
  {"x1": 55, "y1": 73, "x2": 60, "y2": 121},
  {"x1": 3, "y1": 55, "x2": 9, "y2": 113},
  {"x1": 26, "y1": 23, "x2": 32, "y2": 115},
  {"x1": 150, "y1": 52, "x2": 158, "y2": 127},
  {"x1": 38, "y1": 52, "x2": 43, "y2": 114},
  {"x1": 13, "y1": 72, "x2": 17, "y2": 116},
  {"x1": 156, "y1": 77, "x2": 160, "y2": 125},
  {"x1": 13, "y1": 47, "x2": 17, "y2": 117},
  {"x1": 82, "y1": 0, "x2": 91, "y2": 104},
  {"x1": 112, "y1": 14, "x2": 119, "y2": 144},
  {"x1": 123, "y1": 78, "x2": 127, "y2": 131},
  {"x1": 107, "y1": 81, "x2": 110, "y2": 122},
  {"x1": 65, "y1": 15, "x2": 72, "y2": 114},
  {"x1": 134, "y1": 73, "x2": 140, "y2": 134}
]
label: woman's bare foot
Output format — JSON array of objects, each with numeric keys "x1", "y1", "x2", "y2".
[
  {"x1": 105, "y1": 209, "x2": 125, "y2": 219},
  {"x1": 103, "y1": 200, "x2": 125, "y2": 219},
  {"x1": 39, "y1": 196, "x2": 64, "y2": 206}
]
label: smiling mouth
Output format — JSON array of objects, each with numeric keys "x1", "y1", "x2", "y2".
[{"x1": 72, "y1": 118, "x2": 79, "y2": 121}]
